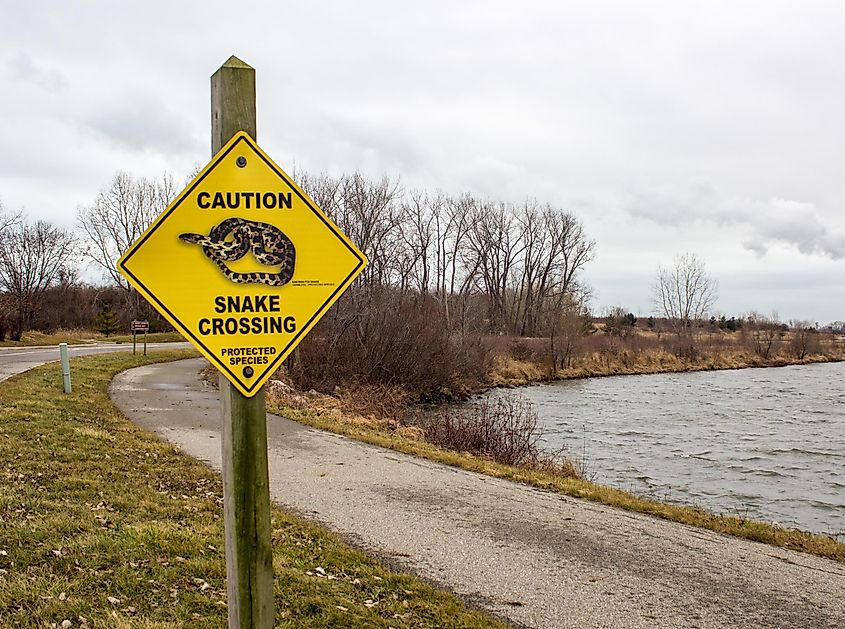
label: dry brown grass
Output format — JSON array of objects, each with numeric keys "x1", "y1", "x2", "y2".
[
  {"x1": 266, "y1": 381, "x2": 396, "y2": 431},
  {"x1": 479, "y1": 328, "x2": 843, "y2": 392},
  {"x1": 547, "y1": 346, "x2": 843, "y2": 381},
  {"x1": 0, "y1": 328, "x2": 100, "y2": 347},
  {"x1": 486, "y1": 355, "x2": 549, "y2": 387}
]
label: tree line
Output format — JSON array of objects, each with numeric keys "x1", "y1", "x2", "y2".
[
  {"x1": 0, "y1": 173, "x2": 175, "y2": 340},
  {"x1": 296, "y1": 171, "x2": 595, "y2": 336},
  {"x1": 0, "y1": 170, "x2": 596, "y2": 348},
  {"x1": 2, "y1": 169, "x2": 837, "y2": 398}
]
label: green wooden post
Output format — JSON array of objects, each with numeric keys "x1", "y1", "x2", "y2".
[{"x1": 212, "y1": 56, "x2": 275, "y2": 629}]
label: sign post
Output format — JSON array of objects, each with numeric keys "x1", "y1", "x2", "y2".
[
  {"x1": 131, "y1": 320, "x2": 149, "y2": 355},
  {"x1": 211, "y1": 57, "x2": 274, "y2": 629},
  {"x1": 116, "y1": 56, "x2": 366, "y2": 628}
]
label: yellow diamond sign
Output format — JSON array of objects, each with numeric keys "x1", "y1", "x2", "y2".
[{"x1": 118, "y1": 132, "x2": 367, "y2": 396}]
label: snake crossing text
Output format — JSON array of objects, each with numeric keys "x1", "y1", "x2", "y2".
[{"x1": 197, "y1": 294, "x2": 297, "y2": 340}]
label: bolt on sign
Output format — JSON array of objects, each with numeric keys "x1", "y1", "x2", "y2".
[{"x1": 118, "y1": 132, "x2": 367, "y2": 396}]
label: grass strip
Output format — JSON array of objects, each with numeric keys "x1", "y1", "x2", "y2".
[
  {"x1": 269, "y1": 402, "x2": 845, "y2": 564},
  {"x1": 103, "y1": 332, "x2": 185, "y2": 345},
  {"x1": 0, "y1": 331, "x2": 184, "y2": 347},
  {"x1": 0, "y1": 352, "x2": 503, "y2": 628}
]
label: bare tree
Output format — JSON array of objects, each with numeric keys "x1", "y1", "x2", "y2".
[
  {"x1": 542, "y1": 289, "x2": 591, "y2": 371},
  {"x1": 464, "y1": 201, "x2": 523, "y2": 332},
  {"x1": 788, "y1": 319, "x2": 820, "y2": 360},
  {"x1": 0, "y1": 202, "x2": 20, "y2": 340},
  {"x1": 0, "y1": 219, "x2": 79, "y2": 339},
  {"x1": 0, "y1": 200, "x2": 23, "y2": 232},
  {"x1": 298, "y1": 171, "x2": 403, "y2": 288},
  {"x1": 653, "y1": 253, "x2": 718, "y2": 355},
  {"x1": 744, "y1": 312, "x2": 784, "y2": 359},
  {"x1": 77, "y1": 171, "x2": 177, "y2": 293},
  {"x1": 654, "y1": 253, "x2": 717, "y2": 326},
  {"x1": 398, "y1": 190, "x2": 437, "y2": 293},
  {"x1": 515, "y1": 204, "x2": 595, "y2": 336}
]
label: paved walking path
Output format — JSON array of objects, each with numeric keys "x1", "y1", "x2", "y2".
[{"x1": 110, "y1": 358, "x2": 845, "y2": 629}]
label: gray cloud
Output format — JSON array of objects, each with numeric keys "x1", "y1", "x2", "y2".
[
  {"x1": 739, "y1": 199, "x2": 845, "y2": 260},
  {"x1": 81, "y1": 93, "x2": 202, "y2": 157},
  {"x1": 627, "y1": 182, "x2": 845, "y2": 260},
  {"x1": 5, "y1": 51, "x2": 66, "y2": 91}
]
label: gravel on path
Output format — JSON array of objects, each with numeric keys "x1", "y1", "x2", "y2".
[{"x1": 110, "y1": 358, "x2": 845, "y2": 629}]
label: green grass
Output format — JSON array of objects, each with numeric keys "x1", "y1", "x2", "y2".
[
  {"x1": 268, "y1": 402, "x2": 845, "y2": 564},
  {"x1": 0, "y1": 352, "x2": 503, "y2": 628},
  {"x1": 106, "y1": 332, "x2": 185, "y2": 344},
  {"x1": 0, "y1": 330, "x2": 100, "y2": 347},
  {"x1": 0, "y1": 330, "x2": 185, "y2": 347}
]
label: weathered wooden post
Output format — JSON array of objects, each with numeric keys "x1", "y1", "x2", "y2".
[{"x1": 212, "y1": 56, "x2": 274, "y2": 629}]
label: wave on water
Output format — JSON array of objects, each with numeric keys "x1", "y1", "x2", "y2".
[
  {"x1": 748, "y1": 469, "x2": 786, "y2": 478},
  {"x1": 518, "y1": 361, "x2": 845, "y2": 535},
  {"x1": 677, "y1": 450, "x2": 713, "y2": 460},
  {"x1": 767, "y1": 447, "x2": 842, "y2": 459}
]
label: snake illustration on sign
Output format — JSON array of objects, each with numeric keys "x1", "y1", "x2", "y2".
[
  {"x1": 179, "y1": 218, "x2": 296, "y2": 286},
  {"x1": 117, "y1": 132, "x2": 367, "y2": 396}
]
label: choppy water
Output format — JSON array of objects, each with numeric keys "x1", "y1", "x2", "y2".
[{"x1": 515, "y1": 362, "x2": 845, "y2": 536}]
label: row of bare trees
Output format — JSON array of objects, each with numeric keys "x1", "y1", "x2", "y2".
[
  {"x1": 77, "y1": 171, "x2": 178, "y2": 315},
  {"x1": 0, "y1": 202, "x2": 80, "y2": 340},
  {"x1": 0, "y1": 172, "x2": 177, "y2": 340},
  {"x1": 2, "y1": 168, "x2": 596, "y2": 357},
  {"x1": 298, "y1": 171, "x2": 595, "y2": 337}
]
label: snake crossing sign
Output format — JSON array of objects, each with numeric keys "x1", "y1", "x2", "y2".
[{"x1": 117, "y1": 132, "x2": 367, "y2": 396}]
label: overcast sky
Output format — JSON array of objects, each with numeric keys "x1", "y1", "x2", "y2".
[{"x1": 2, "y1": 1, "x2": 844, "y2": 322}]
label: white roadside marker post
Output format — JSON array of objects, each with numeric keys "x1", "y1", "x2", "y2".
[{"x1": 59, "y1": 342, "x2": 71, "y2": 393}]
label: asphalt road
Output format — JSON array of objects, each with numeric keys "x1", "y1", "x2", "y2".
[
  {"x1": 0, "y1": 342, "x2": 191, "y2": 383},
  {"x1": 110, "y1": 358, "x2": 845, "y2": 629}
]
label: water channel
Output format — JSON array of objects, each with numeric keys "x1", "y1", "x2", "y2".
[{"x1": 514, "y1": 362, "x2": 845, "y2": 536}]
